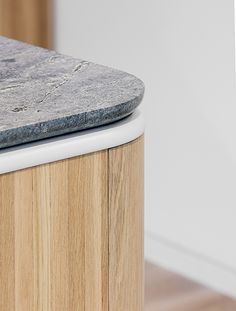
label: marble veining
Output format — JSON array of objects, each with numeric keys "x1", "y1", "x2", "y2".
[{"x1": 0, "y1": 36, "x2": 144, "y2": 149}]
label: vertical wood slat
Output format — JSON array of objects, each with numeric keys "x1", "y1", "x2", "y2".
[
  {"x1": 33, "y1": 165, "x2": 51, "y2": 311},
  {"x1": 0, "y1": 0, "x2": 51, "y2": 48},
  {"x1": 109, "y1": 136, "x2": 144, "y2": 311},
  {"x1": 14, "y1": 170, "x2": 34, "y2": 311},
  {"x1": 83, "y1": 153, "x2": 109, "y2": 311},
  {"x1": 0, "y1": 136, "x2": 144, "y2": 311},
  {"x1": 49, "y1": 160, "x2": 69, "y2": 310},
  {"x1": 0, "y1": 173, "x2": 15, "y2": 311}
]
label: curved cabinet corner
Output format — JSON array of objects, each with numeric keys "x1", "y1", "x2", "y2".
[
  {"x1": 0, "y1": 135, "x2": 144, "y2": 311},
  {"x1": 109, "y1": 135, "x2": 144, "y2": 311}
]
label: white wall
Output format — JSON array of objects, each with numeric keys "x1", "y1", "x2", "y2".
[{"x1": 55, "y1": 0, "x2": 236, "y2": 297}]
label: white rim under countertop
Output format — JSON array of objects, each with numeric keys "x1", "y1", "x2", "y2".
[{"x1": 0, "y1": 110, "x2": 144, "y2": 174}]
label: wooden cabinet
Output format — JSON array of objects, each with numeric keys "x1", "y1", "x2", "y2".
[
  {"x1": 0, "y1": 0, "x2": 51, "y2": 48},
  {"x1": 0, "y1": 136, "x2": 144, "y2": 311}
]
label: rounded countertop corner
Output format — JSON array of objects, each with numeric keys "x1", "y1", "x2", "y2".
[
  {"x1": 0, "y1": 36, "x2": 145, "y2": 149},
  {"x1": 0, "y1": 110, "x2": 144, "y2": 174}
]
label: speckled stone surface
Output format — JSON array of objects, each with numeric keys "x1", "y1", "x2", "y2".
[{"x1": 0, "y1": 36, "x2": 144, "y2": 149}]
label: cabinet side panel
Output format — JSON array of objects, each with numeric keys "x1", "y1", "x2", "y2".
[
  {"x1": 0, "y1": 150, "x2": 109, "y2": 311},
  {"x1": 109, "y1": 136, "x2": 144, "y2": 311}
]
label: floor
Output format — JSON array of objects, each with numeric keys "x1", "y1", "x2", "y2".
[{"x1": 145, "y1": 262, "x2": 236, "y2": 311}]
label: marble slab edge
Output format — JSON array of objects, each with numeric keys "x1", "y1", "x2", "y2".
[{"x1": 0, "y1": 110, "x2": 144, "y2": 174}]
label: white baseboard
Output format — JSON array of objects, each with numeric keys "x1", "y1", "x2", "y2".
[{"x1": 145, "y1": 232, "x2": 236, "y2": 299}]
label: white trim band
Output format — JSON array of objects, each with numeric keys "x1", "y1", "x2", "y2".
[{"x1": 0, "y1": 110, "x2": 144, "y2": 174}]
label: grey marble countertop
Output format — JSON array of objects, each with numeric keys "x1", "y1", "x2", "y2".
[{"x1": 0, "y1": 36, "x2": 144, "y2": 149}]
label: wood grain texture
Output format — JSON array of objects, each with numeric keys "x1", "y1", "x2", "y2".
[
  {"x1": 0, "y1": 173, "x2": 15, "y2": 311},
  {"x1": 0, "y1": 150, "x2": 109, "y2": 311},
  {"x1": 0, "y1": 0, "x2": 51, "y2": 48},
  {"x1": 0, "y1": 137, "x2": 144, "y2": 310},
  {"x1": 109, "y1": 136, "x2": 144, "y2": 311}
]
